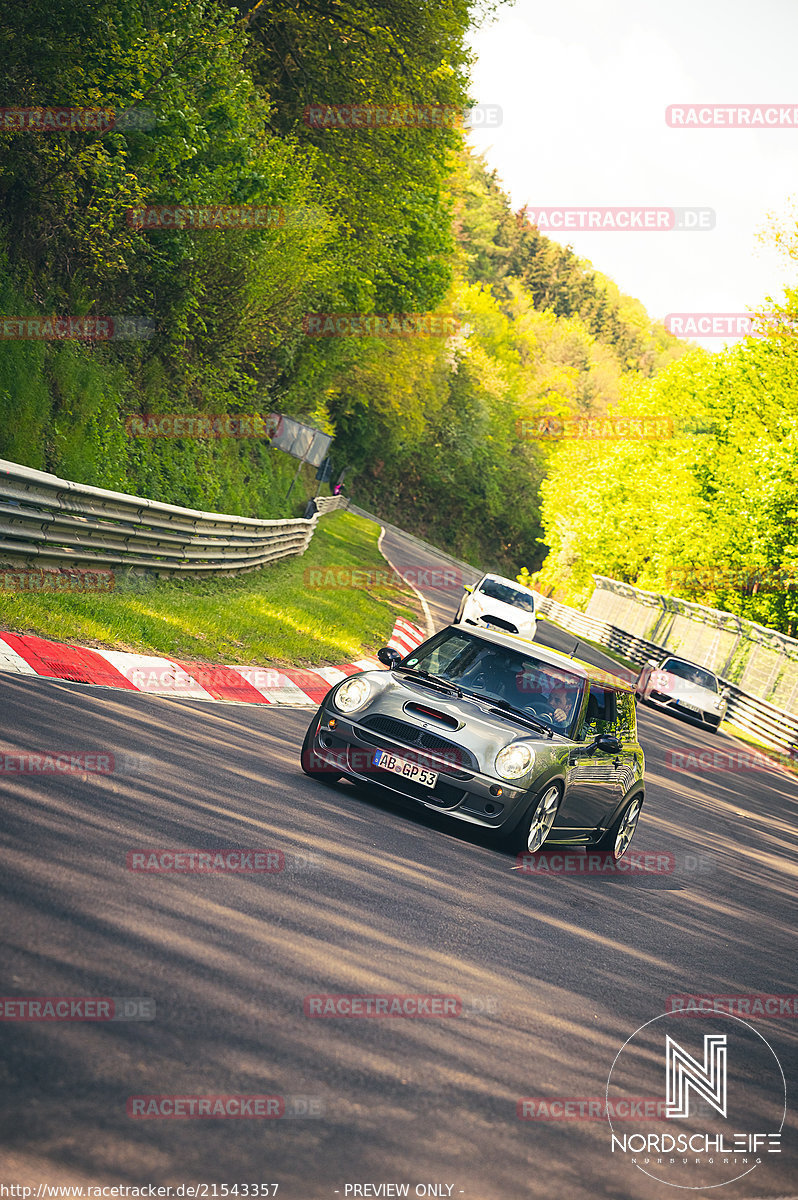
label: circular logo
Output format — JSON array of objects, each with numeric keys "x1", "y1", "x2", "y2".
[{"x1": 605, "y1": 1011, "x2": 786, "y2": 1190}]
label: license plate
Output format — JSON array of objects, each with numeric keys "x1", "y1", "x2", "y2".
[
  {"x1": 677, "y1": 700, "x2": 700, "y2": 712},
  {"x1": 372, "y1": 749, "x2": 438, "y2": 788}
]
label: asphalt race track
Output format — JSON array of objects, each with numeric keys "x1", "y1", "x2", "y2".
[{"x1": 1, "y1": 523, "x2": 796, "y2": 1198}]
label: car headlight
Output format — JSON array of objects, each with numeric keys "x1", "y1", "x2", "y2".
[
  {"x1": 495, "y1": 743, "x2": 536, "y2": 780},
  {"x1": 333, "y1": 676, "x2": 372, "y2": 713}
]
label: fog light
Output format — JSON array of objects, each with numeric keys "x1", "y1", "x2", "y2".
[
  {"x1": 328, "y1": 718, "x2": 337, "y2": 729},
  {"x1": 490, "y1": 784, "x2": 503, "y2": 797}
]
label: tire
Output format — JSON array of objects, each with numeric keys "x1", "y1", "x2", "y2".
[
  {"x1": 595, "y1": 793, "x2": 644, "y2": 862},
  {"x1": 507, "y1": 782, "x2": 563, "y2": 854},
  {"x1": 300, "y1": 709, "x2": 340, "y2": 783}
]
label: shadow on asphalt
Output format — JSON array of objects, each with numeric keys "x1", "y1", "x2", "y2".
[{"x1": 1, "y1": 672, "x2": 796, "y2": 1196}]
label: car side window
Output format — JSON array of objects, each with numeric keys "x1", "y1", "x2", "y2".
[
  {"x1": 577, "y1": 685, "x2": 618, "y2": 739},
  {"x1": 615, "y1": 692, "x2": 636, "y2": 740}
]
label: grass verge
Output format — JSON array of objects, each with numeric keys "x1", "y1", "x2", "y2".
[{"x1": 0, "y1": 511, "x2": 422, "y2": 668}]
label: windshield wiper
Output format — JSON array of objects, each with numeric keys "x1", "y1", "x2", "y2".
[
  {"x1": 395, "y1": 667, "x2": 462, "y2": 698},
  {"x1": 395, "y1": 671, "x2": 554, "y2": 735},
  {"x1": 456, "y1": 689, "x2": 554, "y2": 737}
]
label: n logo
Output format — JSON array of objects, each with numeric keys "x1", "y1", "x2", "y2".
[{"x1": 666, "y1": 1034, "x2": 727, "y2": 1119}]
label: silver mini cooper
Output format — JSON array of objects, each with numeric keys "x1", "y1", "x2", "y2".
[{"x1": 301, "y1": 625, "x2": 645, "y2": 859}]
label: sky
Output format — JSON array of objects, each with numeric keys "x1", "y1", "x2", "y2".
[{"x1": 465, "y1": 0, "x2": 798, "y2": 349}]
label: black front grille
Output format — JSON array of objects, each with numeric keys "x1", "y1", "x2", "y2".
[
  {"x1": 359, "y1": 715, "x2": 478, "y2": 773},
  {"x1": 480, "y1": 615, "x2": 518, "y2": 633}
]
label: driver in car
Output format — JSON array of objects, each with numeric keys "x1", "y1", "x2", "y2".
[
  {"x1": 548, "y1": 685, "x2": 573, "y2": 728},
  {"x1": 515, "y1": 667, "x2": 574, "y2": 728}
]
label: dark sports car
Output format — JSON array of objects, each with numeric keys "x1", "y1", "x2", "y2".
[{"x1": 301, "y1": 625, "x2": 645, "y2": 860}]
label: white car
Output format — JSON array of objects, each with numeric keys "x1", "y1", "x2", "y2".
[
  {"x1": 454, "y1": 573, "x2": 537, "y2": 640},
  {"x1": 635, "y1": 656, "x2": 729, "y2": 731}
]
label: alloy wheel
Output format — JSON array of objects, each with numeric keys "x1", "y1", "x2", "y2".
[
  {"x1": 613, "y1": 796, "x2": 642, "y2": 860},
  {"x1": 526, "y1": 784, "x2": 561, "y2": 853}
]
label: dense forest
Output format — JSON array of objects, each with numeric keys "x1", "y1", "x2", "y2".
[
  {"x1": 531, "y1": 317, "x2": 798, "y2": 636},
  {"x1": 0, "y1": 0, "x2": 794, "y2": 632}
]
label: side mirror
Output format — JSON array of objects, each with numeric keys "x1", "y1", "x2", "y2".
[
  {"x1": 645, "y1": 659, "x2": 658, "y2": 668},
  {"x1": 463, "y1": 584, "x2": 474, "y2": 594},
  {"x1": 721, "y1": 687, "x2": 731, "y2": 700},
  {"x1": 590, "y1": 733, "x2": 622, "y2": 755},
  {"x1": 377, "y1": 646, "x2": 402, "y2": 669}
]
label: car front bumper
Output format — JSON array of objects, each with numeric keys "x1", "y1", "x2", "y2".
[
  {"x1": 645, "y1": 690, "x2": 724, "y2": 728},
  {"x1": 307, "y1": 707, "x2": 540, "y2": 831}
]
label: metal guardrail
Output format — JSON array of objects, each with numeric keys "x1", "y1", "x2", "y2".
[
  {"x1": 535, "y1": 594, "x2": 798, "y2": 760},
  {"x1": 589, "y1": 574, "x2": 798, "y2": 712},
  {"x1": 312, "y1": 494, "x2": 348, "y2": 516},
  {"x1": 0, "y1": 459, "x2": 347, "y2": 576}
]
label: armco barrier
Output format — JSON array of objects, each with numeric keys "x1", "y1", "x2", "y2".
[
  {"x1": 588, "y1": 575, "x2": 798, "y2": 712},
  {"x1": 534, "y1": 589, "x2": 798, "y2": 760},
  {"x1": 0, "y1": 459, "x2": 348, "y2": 576}
]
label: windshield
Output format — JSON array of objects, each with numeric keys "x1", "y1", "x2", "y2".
[
  {"x1": 401, "y1": 629, "x2": 584, "y2": 733},
  {"x1": 661, "y1": 659, "x2": 719, "y2": 692},
  {"x1": 477, "y1": 577, "x2": 536, "y2": 614}
]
